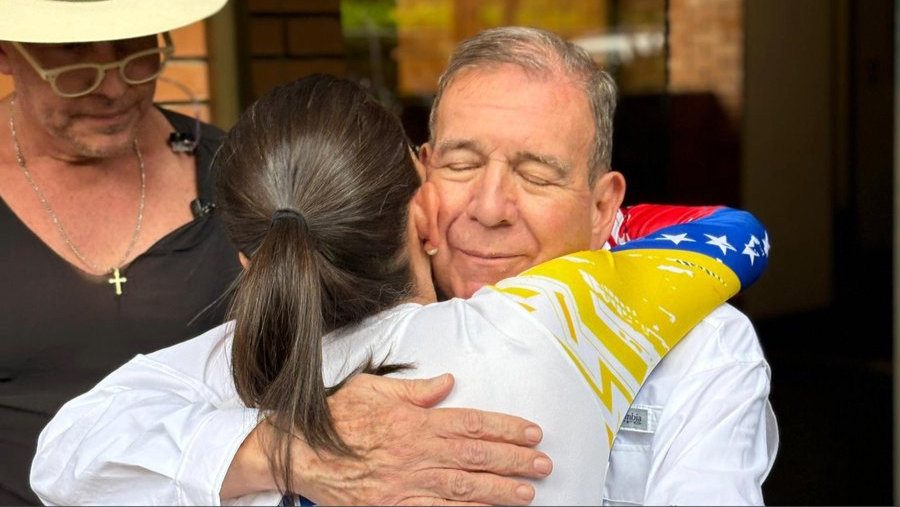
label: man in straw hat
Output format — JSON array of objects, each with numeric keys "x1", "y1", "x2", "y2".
[{"x1": 0, "y1": 1, "x2": 546, "y2": 504}]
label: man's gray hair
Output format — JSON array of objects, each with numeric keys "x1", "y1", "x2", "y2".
[{"x1": 428, "y1": 26, "x2": 617, "y2": 186}]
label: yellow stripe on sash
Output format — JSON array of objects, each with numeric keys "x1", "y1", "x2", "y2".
[{"x1": 492, "y1": 249, "x2": 741, "y2": 441}]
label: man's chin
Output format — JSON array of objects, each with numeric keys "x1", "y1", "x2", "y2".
[
  {"x1": 452, "y1": 277, "x2": 501, "y2": 299},
  {"x1": 63, "y1": 113, "x2": 140, "y2": 158},
  {"x1": 436, "y1": 256, "x2": 529, "y2": 299}
]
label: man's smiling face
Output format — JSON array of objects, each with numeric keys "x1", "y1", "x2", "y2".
[{"x1": 422, "y1": 64, "x2": 602, "y2": 298}]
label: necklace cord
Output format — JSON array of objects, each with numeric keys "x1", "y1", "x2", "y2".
[{"x1": 8, "y1": 95, "x2": 146, "y2": 277}]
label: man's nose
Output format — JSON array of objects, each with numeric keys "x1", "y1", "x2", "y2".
[
  {"x1": 93, "y1": 65, "x2": 130, "y2": 99},
  {"x1": 468, "y1": 164, "x2": 518, "y2": 227},
  {"x1": 92, "y1": 43, "x2": 129, "y2": 98}
]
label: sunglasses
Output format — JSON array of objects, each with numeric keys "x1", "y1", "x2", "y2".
[{"x1": 12, "y1": 32, "x2": 174, "y2": 98}]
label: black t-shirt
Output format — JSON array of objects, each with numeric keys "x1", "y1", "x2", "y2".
[{"x1": 0, "y1": 109, "x2": 242, "y2": 505}]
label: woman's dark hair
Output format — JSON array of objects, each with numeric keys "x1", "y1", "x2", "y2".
[{"x1": 214, "y1": 74, "x2": 421, "y2": 492}]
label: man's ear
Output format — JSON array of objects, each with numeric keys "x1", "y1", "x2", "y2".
[
  {"x1": 590, "y1": 170, "x2": 626, "y2": 249},
  {"x1": 411, "y1": 180, "x2": 441, "y2": 254},
  {"x1": 418, "y1": 142, "x2": 433, "y2": 175}
]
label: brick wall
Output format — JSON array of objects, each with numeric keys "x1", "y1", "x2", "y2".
[
  {"x1": 155, "y1": 21, "x2": 210, "y2": 122},
  {"x1": 668, "y1": 0, "x2": 744, "y2": 122},
  {"x1": 245, "y1": 0, "x2": 346, "y2": 101},
  {"x1": 159, "y1": 22, "x2": 212, "y2": 122}
]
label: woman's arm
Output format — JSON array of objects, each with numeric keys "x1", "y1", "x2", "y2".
[
  {"x1": 611, "y1": 204, "x2": 769, "y2": 289},
  {"x1": 490, "y1": 205, "x2": 769, "y2": 441}
]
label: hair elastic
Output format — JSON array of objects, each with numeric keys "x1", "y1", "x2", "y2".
[{"x1": 271, "y1": 208, "x2": 309, "y2": 232}]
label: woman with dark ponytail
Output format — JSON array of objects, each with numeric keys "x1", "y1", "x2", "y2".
[
  {"x1": 35, "y1": 74, "x2": 768, "y2": 505},
  {"x1": 217, "y1": 76, "x2": 426, "y2": 476}
]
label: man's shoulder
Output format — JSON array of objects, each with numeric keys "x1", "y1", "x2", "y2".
[
  {"x1": 622, "y1": 303, "x2": 769, "y2": 438},
  {"x1": 671, "y1": 303, "x2": 766, "y2": 373}
]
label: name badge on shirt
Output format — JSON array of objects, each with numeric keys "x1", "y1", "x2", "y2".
[{"x1": 621, "y1": 407, "x2": 652, "y2": 432}]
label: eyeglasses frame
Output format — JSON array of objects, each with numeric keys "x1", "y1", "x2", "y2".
[{"x1": 11, "y1": 32, "x2": 175, "y2": 98}]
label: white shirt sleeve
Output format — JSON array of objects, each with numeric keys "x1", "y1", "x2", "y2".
[
  {"x1": 30, "y1": 323, "x2": 280, "y2": 506},
  {"x1": 602, "y1": 305, "x2": 778, "y2": 506}
]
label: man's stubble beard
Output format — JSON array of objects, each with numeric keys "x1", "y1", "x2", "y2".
[
  {"x1": 47, "y1": 94, "x2": 147, "y2": 159},
  {"x1": 59, "y1": 118, "x2": 138, "y2": 159}
]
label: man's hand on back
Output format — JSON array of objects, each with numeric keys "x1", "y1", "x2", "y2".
[{"x1": 296, "y1": 373, "x2": 551, "y2": 505}]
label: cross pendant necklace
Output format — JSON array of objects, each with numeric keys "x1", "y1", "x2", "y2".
[
  {"x1": 9, "y1": 95, "x2": 146, "y2": 296},
  {"x1": 108, "y1": 268, "x2": 128, "y2": 296}
]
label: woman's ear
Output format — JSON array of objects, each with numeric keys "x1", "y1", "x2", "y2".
[
  {"x1": 411, "y1": 180, "x2": 441, "y2": 255},
  {"x1": 238, "y1": 252, "x2": 250, "y2": 270},
  {"x1": 590, "y1": 170, "x2": 626, "y2": 250}
]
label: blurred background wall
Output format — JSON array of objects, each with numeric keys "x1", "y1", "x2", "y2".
[{"x1": 2, "y1": 0, "x2": 893, "y2": 503}]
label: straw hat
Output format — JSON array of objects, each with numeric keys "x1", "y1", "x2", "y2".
[{"x1": 0, "y1": 0, "x2": 229, "y2": 43}]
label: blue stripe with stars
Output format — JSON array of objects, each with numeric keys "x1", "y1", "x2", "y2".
[{"x1": 612, "y1": 207, "x2": 769, "y2": 289}]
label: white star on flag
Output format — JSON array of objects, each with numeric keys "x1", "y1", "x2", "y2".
[
  {"x1": 656, "y1": 233, "x2": 695, "y2": 245},
  {"x1": 743, "y1": 235, "x2": 761, "y2": 265},
  {"x1": 705, "y1": 234, "x2": 736, "y2": 255},
  {"x1": 762, "y1": 232, "x2": 771, "y2": 256}
]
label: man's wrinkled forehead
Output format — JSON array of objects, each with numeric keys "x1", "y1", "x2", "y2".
[{"x1": 430, "y1": 63, "x2": 559, "y2": 134}]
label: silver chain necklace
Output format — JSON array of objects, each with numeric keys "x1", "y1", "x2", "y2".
[{"x1": 8, "y1": 95, "x2": 146, "y2": 296}]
